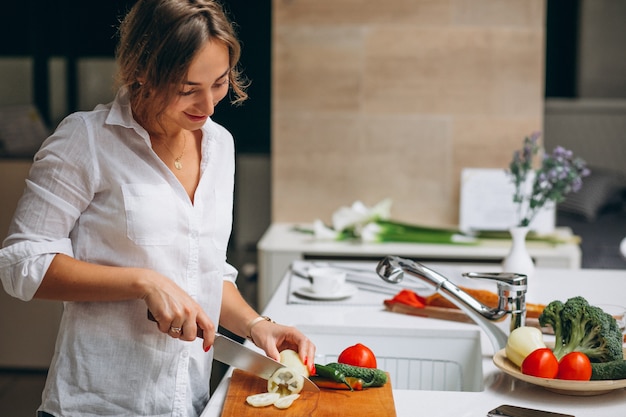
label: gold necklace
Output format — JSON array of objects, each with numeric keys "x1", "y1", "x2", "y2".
[{"x1": 159, "y1": 131, "x2": 188, "y2": 170}]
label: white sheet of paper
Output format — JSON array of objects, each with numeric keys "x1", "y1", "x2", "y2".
[{"x1": 459, "y1": 168, "x2": 555, "y2": 234}]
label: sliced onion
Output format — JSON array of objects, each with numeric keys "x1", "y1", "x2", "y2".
[
  {"x1": 245, "y1": 392, "x2": 280, "y2": 407},
  {"x1": 274, "y1": 394, "x2": 300, "y2": 409},
  {"x1": 267, "y1": 367, "x2": 304, "y2": 396}
]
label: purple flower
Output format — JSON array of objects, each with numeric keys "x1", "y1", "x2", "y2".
[{"x1": 506, "y1": 132, "x2": 590, "y2": 227}]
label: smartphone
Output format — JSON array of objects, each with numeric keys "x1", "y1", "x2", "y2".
[{"x1": 487, "y1": 405, "x2": 575, "y2": 417}]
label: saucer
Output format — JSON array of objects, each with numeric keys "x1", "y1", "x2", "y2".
[{"x1": 293, "y1": 283, "x2": 358, "y2": 300}]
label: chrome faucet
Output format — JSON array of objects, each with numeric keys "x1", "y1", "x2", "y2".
[{"x1": 376, "y1": 255, "x2": 528, "y2": 352}]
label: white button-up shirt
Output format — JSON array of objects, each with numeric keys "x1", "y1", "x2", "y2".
[{"x1": 0, "y1": 89, "x2": 237, "y2": 416}]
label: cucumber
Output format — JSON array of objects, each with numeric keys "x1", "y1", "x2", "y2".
[
  {"x1": 314, "y1": 363, "x2": 352, "y2": 390},
  {"x1": 590, "y1": 360, "x2": 626, "y2": 380},
  {"x1": 324, "y1": 363, "x2": 388, "y2": 387},
  {"x1": 310, "y1": 376, "x2": 364, "y2": 391}
]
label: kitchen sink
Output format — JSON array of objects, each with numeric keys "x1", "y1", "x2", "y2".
[{"x1": 298, "y1": 325, "x2": 484, "y2": 392}]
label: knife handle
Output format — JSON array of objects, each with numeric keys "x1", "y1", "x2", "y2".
[{"x1": 147, "y1": 310, "x2": 204, "y2": 338}]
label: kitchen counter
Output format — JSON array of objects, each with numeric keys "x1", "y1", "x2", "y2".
[
  {"x1": 256, "y1": 223, "x2": 582, "y2": 308},
  {"x1": 202, "y1": 263, "x2": 626, "y2": 417}
]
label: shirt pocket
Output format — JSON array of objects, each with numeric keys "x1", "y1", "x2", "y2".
[{"x1": 122, "y1": 184, "x2": 177, "y2": 245}]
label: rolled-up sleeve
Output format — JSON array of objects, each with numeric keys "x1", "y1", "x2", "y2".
[
  {"x1": 0, "y1": 239, "x2": 74, "y2": 301},
  {"x1": 0, "y1": 115, "x2": 95, "y2": 301},
  {"x1": 222, "y1": 262, "x2": 238, "y2": 284}
]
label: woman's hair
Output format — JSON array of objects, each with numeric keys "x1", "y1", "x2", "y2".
[{"x1": 115, "y1": 0, "x2": 248, "y2": 131}]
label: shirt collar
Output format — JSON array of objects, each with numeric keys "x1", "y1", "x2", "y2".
[{"x1": 105, "y1": 87, "x2": 151, "y2": 143}]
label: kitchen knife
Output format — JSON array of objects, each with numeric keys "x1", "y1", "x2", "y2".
[{"x1": 147, "y1": 311, "x2": 319, "y2": 392}]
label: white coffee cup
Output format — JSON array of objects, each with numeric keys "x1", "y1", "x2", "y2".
[{"x1": 308, "y1": 267, "x2": 346, "y2": 295}]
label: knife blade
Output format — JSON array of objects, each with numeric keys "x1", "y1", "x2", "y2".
[
  {"x1": 213, "y1": 334, "x2": 318, "y2": 391},
  {"x1": 147, "y1": 311, "x2": 319, "y2": 392}
]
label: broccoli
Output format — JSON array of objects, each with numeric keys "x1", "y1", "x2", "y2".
[
  {"x1": 538, "y1": 296, "x2": 623, "y2": 363},
  {"x1": 538, "y1": 299, "x2": 564, "y2": 341}
]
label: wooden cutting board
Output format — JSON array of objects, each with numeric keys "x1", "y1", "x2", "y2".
[
  {"x1": 385, "y1": 303, "x2": 476, "y2": 323},
  {"x1": 384, "y1": 302, "x2": 542, "y2": 329},
  {"x1": 221, "y1": 369, "x2": 396, "y2": 417}
]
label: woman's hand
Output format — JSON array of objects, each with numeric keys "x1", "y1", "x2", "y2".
[
  {"x1": 141, "y1": 269, "x2": 215, "y2": 352},
  {"x1": 219, "y1": 281, "x2": 316, "y2": 373},
  {"x1": 249, "y1": 320, "x2": 316, "y2": 375}
]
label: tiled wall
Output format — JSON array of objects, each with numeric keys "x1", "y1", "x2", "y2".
[{"x1": 271, "y1": 0, "x2": 546, "y2": 227}]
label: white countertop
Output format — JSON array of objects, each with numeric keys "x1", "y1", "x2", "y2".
[
  {"x1": 257, "y1": 223, "x2": 582, "y2": 263},
  {"x1": 203, "y1": 263, "x2": 626, "y2": 417},
  {"x1": 255, "y1": 223, "x2": 582, "y2": 308}
]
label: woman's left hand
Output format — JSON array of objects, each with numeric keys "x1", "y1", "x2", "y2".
[{"x1": 250, "y1": 321, "x2": 316, "y2": 375}]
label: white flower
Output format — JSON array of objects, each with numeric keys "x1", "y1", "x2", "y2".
[
  {"x1": 331, "y1": 199, "x2": 392, "y2": 232},
  {"x1": 360, "y1": 222, "x2": 383, "y2": 243},
  {"x1": 312, "y1": 219, "x2": 341, "y2": 240},
  {"x1": 300, "y1": 199, "x2": 480, "y2": 245}
]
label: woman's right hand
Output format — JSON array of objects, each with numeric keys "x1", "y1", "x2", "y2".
[
  {"x1": 34, "y1": 255, "x2": 215, "y2": 351},
  {"x1": 140, "y1": 269, "x2": 215, "y2": 351}
]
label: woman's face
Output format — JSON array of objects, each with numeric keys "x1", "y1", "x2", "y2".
[{"x1": 163, "y1": 39, "x2": 230, "y2": 132}]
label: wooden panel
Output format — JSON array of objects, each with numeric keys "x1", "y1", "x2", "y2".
[
  {"x1": 272, "y1": 113, "x2": 454, "y2": 225},
  {"x1": 274, "y1": 0, "x2": 452, "y2": 25},
  {"x1": 272, "y1": 0, "x2": 546, "y2": 227}
]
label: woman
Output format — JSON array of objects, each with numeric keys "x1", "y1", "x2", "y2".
[{"x1": 0, "y1": 1, "x2": 315, "y2": 415}]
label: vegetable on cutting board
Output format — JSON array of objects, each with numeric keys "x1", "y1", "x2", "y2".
[
  {"x1": 313, "y1": 343, "x2": 382, "y2": 391},
  {"x1": 310, "y1": 376, "x2": 364, "y2": 391},
  {"x1": 338, "y1": 343, "x2": 378, "y2": 368},
  {"x1": 267, "y1": 367, "x2": 304, "y2": 396},
  {"x1": 273, "y1": 394, "x2": 301, "y2": 409},
  {"x1": 314, "y1": 363, "x2": 353, "y2": 390},
  {"x1": 246, "y1": 392, "x2": 281, "y2": 407},
  {"x1": 321, "y1": 363, "x2": 388, "y2": 388},
  {"x1": 278, "y1": 349, "x2": 310, "y2": 377},
  {"x1": 314, "y1": 362, "x2": 388, "y2": 390},
  {"x1": 246, "y1": 349, "x2": 308, "y2": 409}
]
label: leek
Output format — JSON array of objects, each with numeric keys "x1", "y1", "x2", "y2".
[{"x1": 361, "y1": 220, "x2": 477, "y2": 245}]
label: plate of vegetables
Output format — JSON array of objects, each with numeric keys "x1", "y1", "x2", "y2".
[
  {"x1": 493, "y1": 348, "x2": 626, "y2": 396},
  {"x1": 494, "y1": 296, "x2": 626, "y2": 396}
]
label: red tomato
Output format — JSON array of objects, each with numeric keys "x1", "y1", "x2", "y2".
[
  {"x1": 337, "y1": 343, "x2": 377, "y2": 368},
  {"x1": 557, "y1": 352, "x2": 592, "y2": 381},
  {"x1": 521, "y1": 348, "x2": 559, "y2": 379}
]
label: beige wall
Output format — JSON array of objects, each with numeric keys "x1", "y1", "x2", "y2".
[{"x1": 271, "y1": 0, "x2": 546, "y2": 227}]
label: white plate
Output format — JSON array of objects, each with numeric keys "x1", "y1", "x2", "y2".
[
  {"x1": 493, "y1": 348, "x2": 626, "y2": 396},
  {"x1": 293, "y1": 283, "x2": 358, "y2": 300}
]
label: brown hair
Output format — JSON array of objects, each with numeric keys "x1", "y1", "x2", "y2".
[{"x1": 115, "y1": 0, "x2": 248, "y2": 132}]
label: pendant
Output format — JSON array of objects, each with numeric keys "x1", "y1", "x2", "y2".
[{"x1": 174, "y1": 159, "x2": 183, "y2": 170}]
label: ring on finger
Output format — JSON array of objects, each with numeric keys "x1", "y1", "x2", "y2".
[{"x1": 169, "y1": 326, "x2": 182, "y2": 334}]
